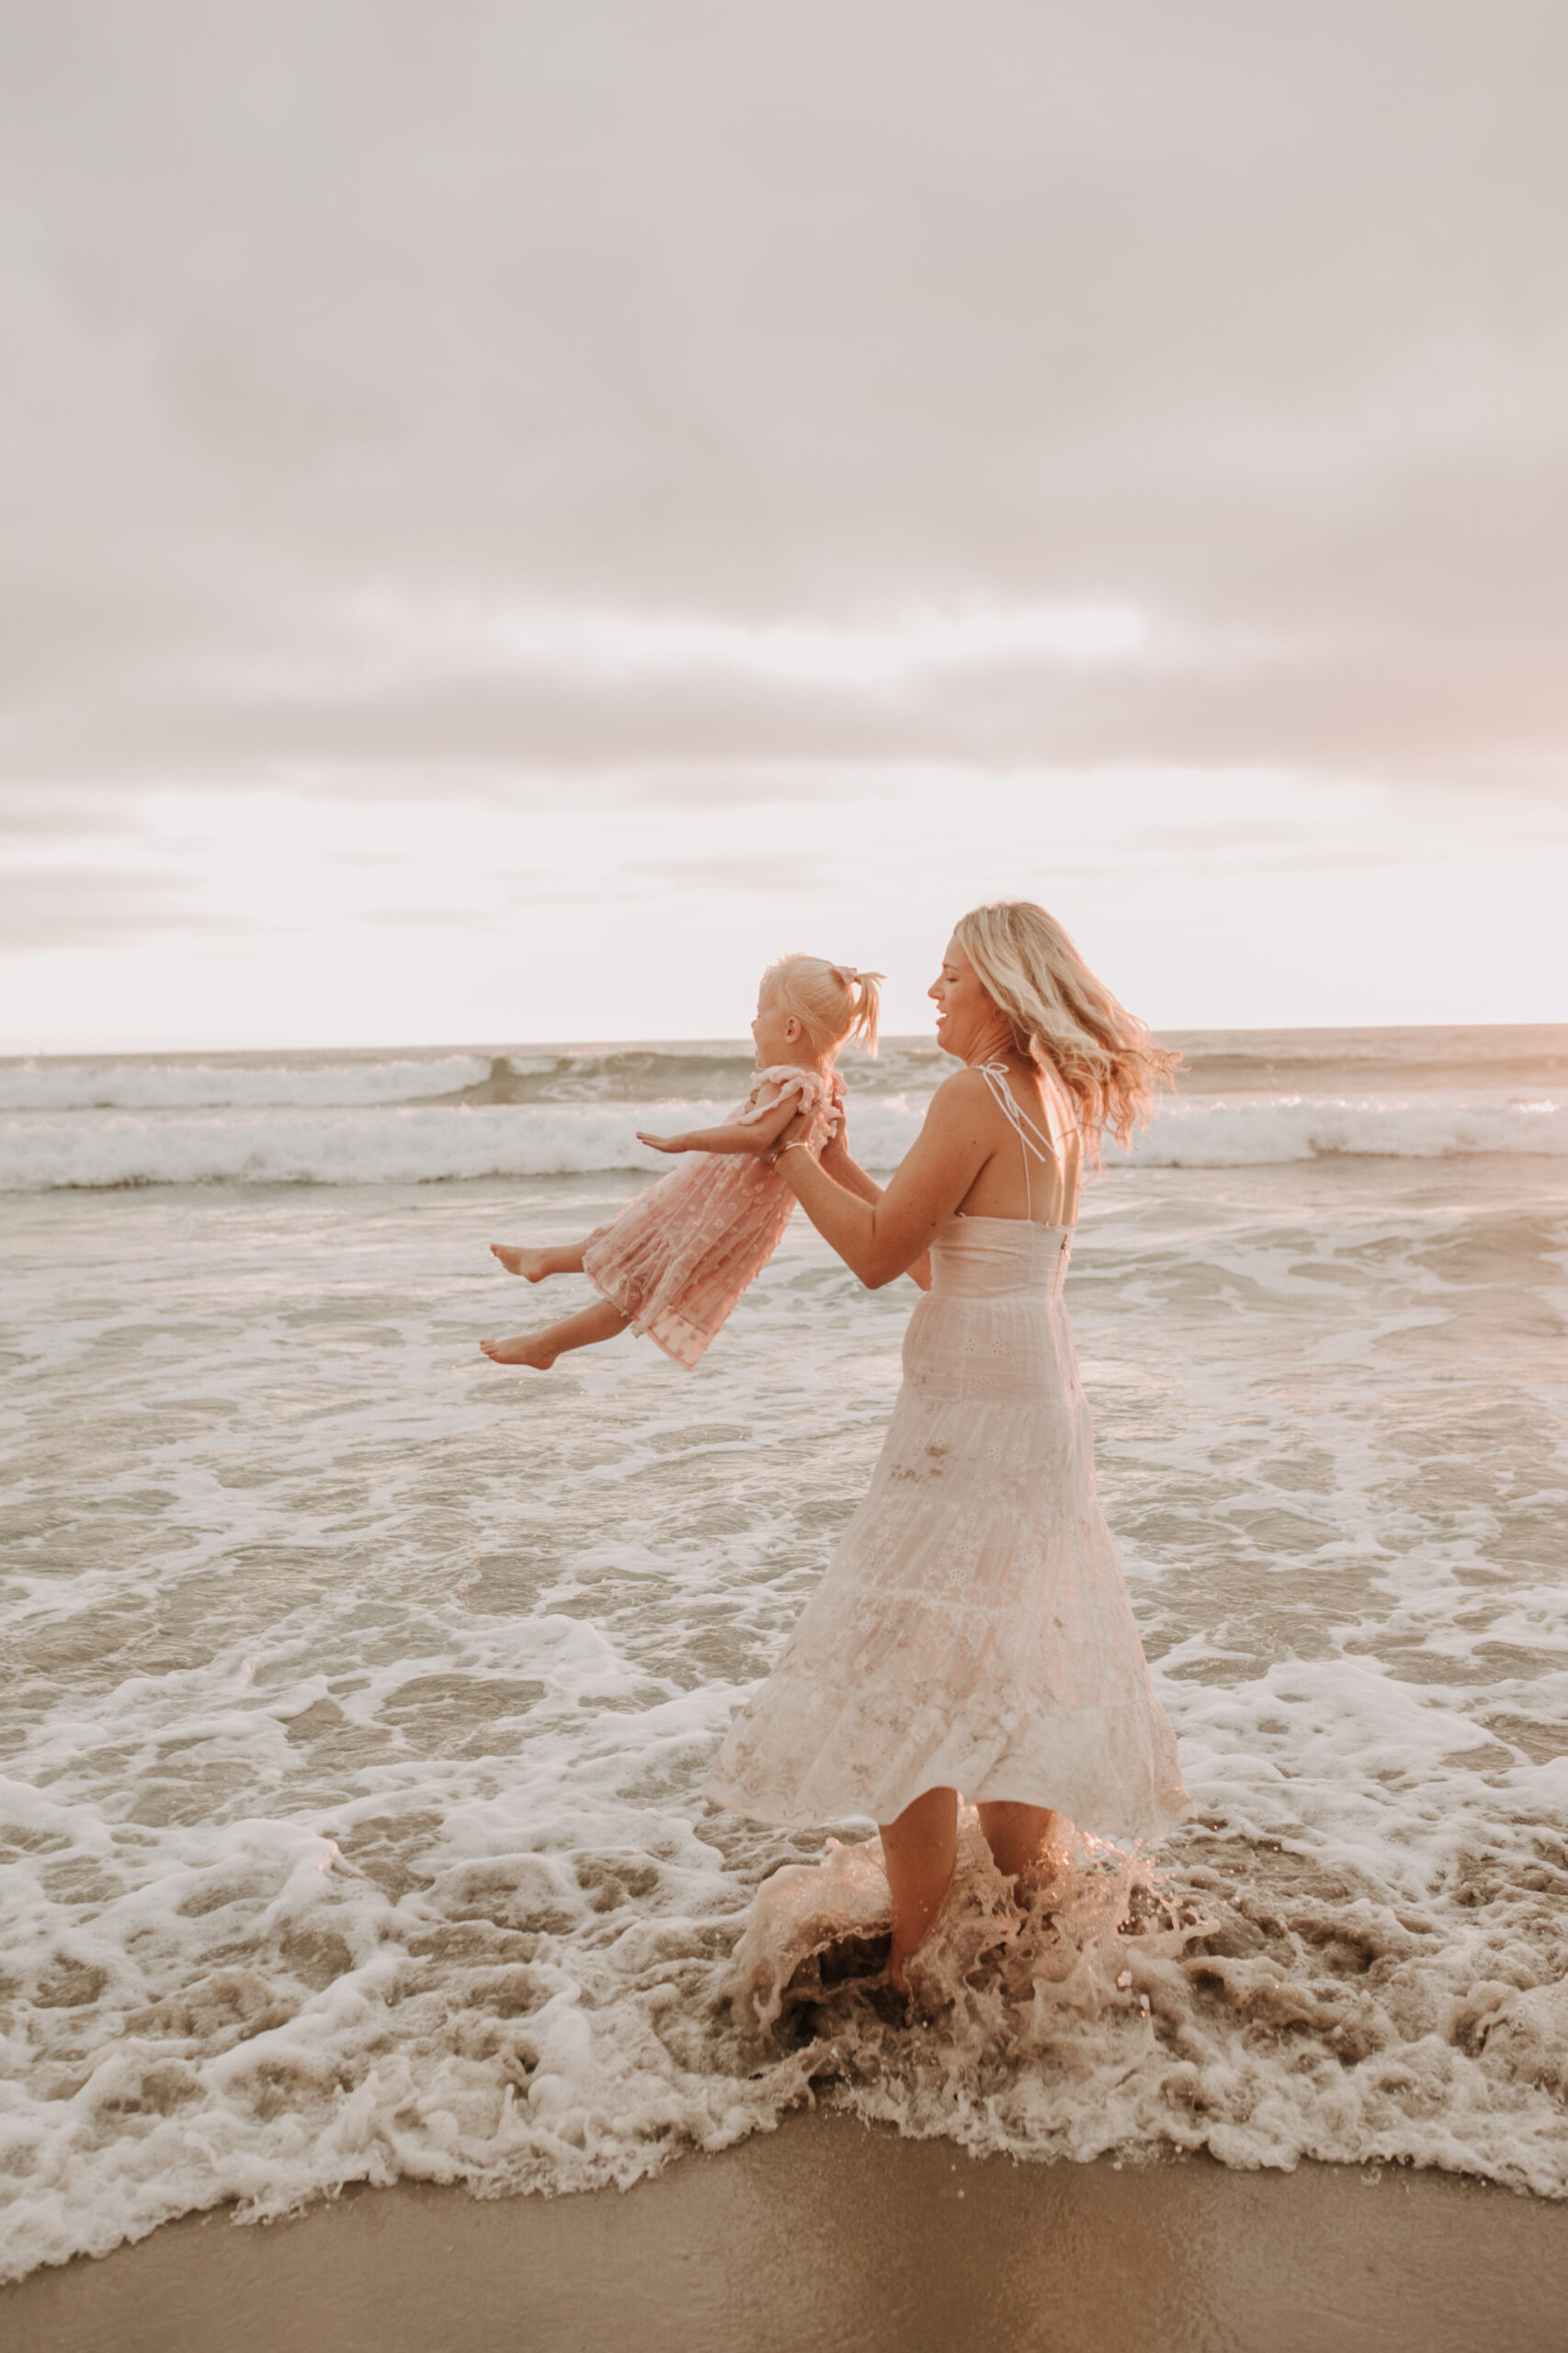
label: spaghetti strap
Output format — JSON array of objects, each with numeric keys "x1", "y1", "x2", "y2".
[
  {"x1": 978, "y1": 1063, "x2": 1061, "y2": 1160},
  {"x1": 978, "y1": 1062, "x2": 1059, "y2": 1221}
]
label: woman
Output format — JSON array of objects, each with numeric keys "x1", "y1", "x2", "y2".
[{"x1": 703, "y1": 902, "x2": 1190, "y2": 1989}]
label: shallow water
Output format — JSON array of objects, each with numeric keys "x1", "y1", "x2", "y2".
[{"x1": 3, "y1": 1081, "x2": 1568, "y2": 2276}]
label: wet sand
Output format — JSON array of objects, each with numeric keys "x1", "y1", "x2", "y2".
[{"x1": 7, "y1": 2111, "x2": 1568, "y2": 2353}]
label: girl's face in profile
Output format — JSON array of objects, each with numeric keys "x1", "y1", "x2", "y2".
[
  {"x1": 752, "y1": 983, "x2": 802, "y2": 1066},
  {"x1": 929, "y1": 938, "x2": 995, "y2": 1062}
]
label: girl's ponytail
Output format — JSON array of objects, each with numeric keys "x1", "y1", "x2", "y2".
[
  {"x1": 765, "y1": 956, "x2": 885, "y2": 1060},
  {"x1": 841, "y1": 968, "x2": 881, "y2": 1057}
]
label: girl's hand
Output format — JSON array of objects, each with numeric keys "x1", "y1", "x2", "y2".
[{"x1": 636, "y1": 1130, "x2": 689, "y2": 1154}]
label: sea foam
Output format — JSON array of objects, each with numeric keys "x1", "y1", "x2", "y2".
[{"x1": 2, "y1": 1049, "x2": 1566, "y2": 2279}]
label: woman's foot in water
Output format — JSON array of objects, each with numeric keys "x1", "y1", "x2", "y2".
[
  {"x1": 880, "y1": 1787, "x2": 959, "y2": 1993},
  {"x1": 977, "y1": 1801, "x2": 1057, "y2": 1884}
]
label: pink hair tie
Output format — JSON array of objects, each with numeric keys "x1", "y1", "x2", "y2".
[{"x1": 832, "y1": 964, "x2": 859, "y2": 986}]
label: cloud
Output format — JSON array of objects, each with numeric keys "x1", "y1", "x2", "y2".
[
  {"x1": 0, "y1": 0, "x2": 1564, "y2": 997},
  {"x1": 0, "y1": 864, "x2": 227, "y2": 950},
  {"x1": 9, "y1": 768, "x2": 1549, "y2": 967}
]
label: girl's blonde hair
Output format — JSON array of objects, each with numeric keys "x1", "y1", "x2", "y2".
[
  {"x1": 954, "y1": 901, "x2": 1177, "y2": 1156},
  {"x1": 765, "y1": 955, "x2": 883, "y2": 1059}
]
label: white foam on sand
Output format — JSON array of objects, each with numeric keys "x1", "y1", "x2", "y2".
[{"x1": 1, "y1": 1153, "x2": 1566, "y2": 2281}]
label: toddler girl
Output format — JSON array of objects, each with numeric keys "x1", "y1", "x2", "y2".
[{"x1": 480, "y1": 956, "x2": 882, "y2": 1372}]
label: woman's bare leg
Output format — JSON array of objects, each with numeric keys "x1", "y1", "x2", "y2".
[
  {"x1": 977, "y1": 1801, "x2": 1056, "y2": 1881},
  {"x1": 491, "y1": 1242, "x2": 586, "y2": 1280},
  {"x1": 480, "y1": 1297, "x2": 630, "y2": 1370},
  {"x1": 879, "y1": 1786, "x2": 959, "y2": 1991}
]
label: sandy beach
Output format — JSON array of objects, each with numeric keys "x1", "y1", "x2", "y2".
[{"x1": 8, "y1": 2111, "x2": 1568, "y2": 2353}]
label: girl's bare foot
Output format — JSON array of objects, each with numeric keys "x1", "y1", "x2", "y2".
[
  {"x1": 479, "y1": 1332, "x2": 560, "y2": 1370},
  {"x1": 479, "y1": 1298, "x2": 630, "y2": 1371},
  {"x1": 491, "y1": 1245, "x2": 552, "y2": 1280}
]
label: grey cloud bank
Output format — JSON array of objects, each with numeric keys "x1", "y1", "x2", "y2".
[
  {"x1": 2, "y1": 0, "x2": 1565, "y2": 1011},
  {"x1": 6, "y1": 6, "x2": 1553, "y2": 780}
]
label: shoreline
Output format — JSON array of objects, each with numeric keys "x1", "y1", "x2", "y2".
[{"x1": 7, "y1": 2112, "x2": 1568, "y2": 2353}]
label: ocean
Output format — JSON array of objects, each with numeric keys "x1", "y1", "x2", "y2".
[{"x1": 2, "y1": 1024, "x2": 1566, "y2": 2277}]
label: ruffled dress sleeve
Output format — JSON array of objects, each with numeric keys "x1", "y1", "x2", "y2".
[
  {"x1": 737, "y1": 1065, "x2": 842, "y2": 1156},
  {"x1": 734, "y1": 1064, "x2": 825, "y2": 1124}
]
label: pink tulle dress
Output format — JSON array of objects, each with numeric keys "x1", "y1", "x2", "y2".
[{"x1": 582, "y1": 1064, "x2": 845, "y2": 1370}]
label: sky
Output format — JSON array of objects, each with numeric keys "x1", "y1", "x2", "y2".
[{"x1": 3, "y1": 0, "x2": 1565, "y2": 1051}]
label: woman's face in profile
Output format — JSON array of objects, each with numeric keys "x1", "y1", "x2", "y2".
[{"x1": 929, "y1": 938, "x2": 994, "y2": 1061}]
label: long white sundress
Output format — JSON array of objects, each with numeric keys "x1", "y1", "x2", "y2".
[{"x1": 704, "y1": 1064, "x2": 1190, "y2": 1841}]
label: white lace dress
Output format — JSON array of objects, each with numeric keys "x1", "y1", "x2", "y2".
[{"x1": 704, "y1": 1072, "x2": 1189, "y2": 1841}]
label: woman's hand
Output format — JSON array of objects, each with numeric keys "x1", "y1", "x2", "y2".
[
  {"x1": 818, "y1": 1104, "x2": 852, "y2": 1176},
  {"x1": 635, "y1": 1131, "x2": 691, "y2": 1154},
  {"x1": 769, "y1": 1104, "x2": 815, "y2": 1158}
]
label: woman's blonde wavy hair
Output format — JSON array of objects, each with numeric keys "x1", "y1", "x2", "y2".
[
  {"x1": 765, "y1": 955, "x2": 883, "y2": 1059},
  {"x1": 954, "y1": 901, "x2": 1177, "y2": 1157}
]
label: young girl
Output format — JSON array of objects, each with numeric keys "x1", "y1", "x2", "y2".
[{"x1": 480, "y1": 957, "x2": 883, "y2": 1372}]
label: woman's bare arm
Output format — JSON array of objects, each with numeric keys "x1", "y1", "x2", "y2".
[
  {"x1": 774, "y1": 1071, "x2": 996, "y2": 1289},
  {"x1": 819, "y1": 1124, "x2": 932, "y2": 1288}
]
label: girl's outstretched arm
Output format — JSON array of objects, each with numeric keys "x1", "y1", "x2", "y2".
[{"x1": 637, "y1": 1094, "x2": 799, "y2": 1157}]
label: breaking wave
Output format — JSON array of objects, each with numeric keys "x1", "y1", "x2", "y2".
[
  {"x1": 4, "y1": 1024, "x2": 1563, "y2": 1120},
  {"x1": 2, "y1": 1093, "x2": 1563, "y2": 1192}
]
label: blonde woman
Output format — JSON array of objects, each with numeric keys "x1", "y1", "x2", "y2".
[{"x1": 701, "y1": 902, "x2": 1190, "y2": 1990}]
